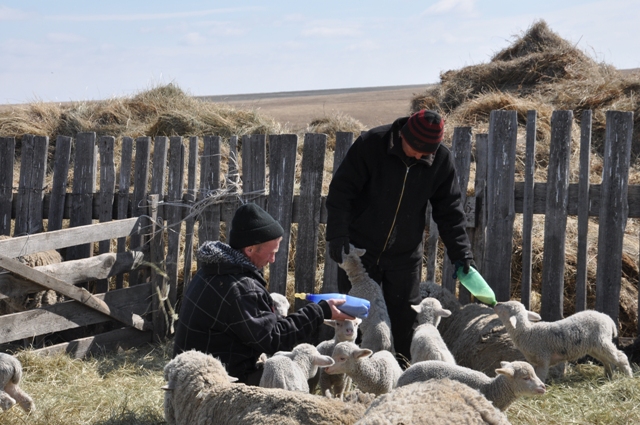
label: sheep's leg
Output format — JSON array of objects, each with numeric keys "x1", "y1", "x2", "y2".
[
  {"x1": 0, "y1": 391, "x2": 16, "y2": 411},
  {"x1": 591, "y1": 343, "x2": 633, "y2": 378},
  {"x1": 5, "y1": 383, "x2": 34, "y2": 412},
  {"x1": 534, "y1": 362, "x2": 550, "y2": 383}
]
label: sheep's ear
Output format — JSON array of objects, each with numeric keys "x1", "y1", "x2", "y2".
[
  {"x1": 527, "y1": 311, "x2": 542, "y2": 322},
  {"x1": 509, "y1": 316, "x2": 518, "y2": 328},
  {"x1": 354, "y1": 349, "x2": 373, "y2": 359},
  {"x1": 495, "y1": 366, "x2": 514, "y2": 378},
  {"x1": 228, "y1": 375, "x2": 239, "y2": 383},
  {"x1": 354, "y1": 247, "x2": 366, "y2": 257},
  {"x1": 411, "y1": 304, "x2": 421, "y2": 313},
  {"x1": 439, "y1": 308, "x2": 452, "y2": 318},
  {"x1": 161, "y1": 383, "x2": 174, "y2": 391},
  {"x1": 324, "y1": 320, "x2": 337, "y2": 329},
  {"x1": 273, "y1": 350, "x2": 293, "y2": 358},
  {"x1": 354, "y1": 317, "x2": 363, "y2": 326},
  {"x1": 314, "y1": 355, "x2": 335, "y2": 368}
]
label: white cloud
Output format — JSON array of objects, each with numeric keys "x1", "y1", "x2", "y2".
[
  {"x1": 46, "y1": 32, "x2": 86, "y2": 44},
  {"x1": 0, "y1": 5, "x2": 29, "y2": 21},
  {"x1": 180, "y1": 32, "x2": 207, "y2": 46},
  {"x1": 45, "y1": 7, "x2": 261, "y2": 23},
  {"x1": 424, "y1": 0, "x2": 477, "y2": 15},
  {"x1": 302, "y1": 26, "x2": 361, "y2": 38}
]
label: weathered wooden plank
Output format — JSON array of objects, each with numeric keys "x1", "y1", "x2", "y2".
[
  {"x1": 0, "y1": 254, "x2": 149, "y2": 330},
  {"x1": 595, "y1": 111, "x2": 633, "y2": 324},
  {"x1": 0, "y1": 137, "x2": 15, "y2": 235},
  {"x1": 541, "y1": 111, "x2": 572, "y2": 321},
  {"x1": 0, "y1": 217, "x2": 141, "y2": 257},
  {"x1": 221, "y1": 136, "x2": 239, "y2": 241},
  {"x1": 267, "y1": 134, "x2": 298, "y2": 295},
  {"x1": 67, "y1": 132, "x2": 97, "y2": 260},
  {"x1": 0, "y1": 251, "x2": 144, "y2": 300},
  {"x1": 444, "y1": 127, "x2": 472, "y2": 299},
  {"x1": 0, "y1": 283, "x2": 151, "y2": 344},
  {"x1": 198, "y1": 135, "x2": 221, "y2": 244},
  {"x1": 294, "y1": 133, "x2": 326, "y2": 309},
  {"x1": 322, "y1": 132, "x2": 354, "y2": 294},
  {"x1": 242, "y1": 134, "x2": 267, "y2": 209},
  {"x1": 484, "y1": 111, "x2": 517, "y2": 301},
  {"x1": 31, "y1": 327, "x2": 153, "y2": 359},
  {"x1": 575, "y1": 110, "x2": 592, "y2": 312},
  {"x1": 148, "y1": 194, "x2": 168, "y2": 341},
  {"x1": 471, "y1": 134, "x2": 488, "y2": 276},
  {"x1": 151, "y1": 136, "x2": 168, "y2": 220},
  {"x1": 521, "y1": 111, "x2": 537, "y2": 309},
  {"x1": 115, "y1": 136, "x2": 134, "y2": 289},
  {"x1": 166, "y1": 137, "x2": 184, "y2": 307},
  {"x1": 14, "y1": 135, "x2": 49, "y2": 236},
  {"x1": 95, "y1": 136, "x2": 116, "y2": 292},
  {"x1": 47, "y1": 136, "x2": 73, "y2": 232},
  {"x1": 182, "y1": 136, "x2": 199, "y2": 288},
  {"x1": 129, "y1": 137, "x2": 151, "y2": 285}
]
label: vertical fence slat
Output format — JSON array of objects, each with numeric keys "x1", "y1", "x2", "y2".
[
  {"x1": 95, "y1": 135, "x2": 116, "y2": 292},
  {"x1": 47, "y1": 135, "x2": 72, "y2": 232},
  {"x1": 267, "y1": 134, "x2": 298, "y2": 295},
  {"x1": 541, "y1": 111, "x2": 573, "y2": 321},
  {"x1": 294, "y1": 133, "x2": 327, "y2": 309},
  {"x1": 220, "y1": 136, "x2": 239, "y2": 242},
  {"x1": 129, "y1": 136, "x2": 151, "y2": 285},
  {"x1": 182, "y1": 136, "x2": 199, "y2": 288},
  {"x1": 576, "y1": 110, "x2": 592, "y2": 312},
  {"x1": 472, "y1": 134, "x2": 488, "y2": 275},
  {"x1": 116, "y1": 136, "x2": 134, "y2": 289},
  {"x1": 322, "y1": 132, "x2": 354, "y2": 294},
  {"x1": 595, "y1": 111, "x2": 633, "y2": 325},
  {"x1": 151, "y1": 136, "x2": 168, "y2": 219},
  {"x1": 242, "y1": 134, "x2": 267, "y2": 208},
  {"x1": 198, "y1": 135, "x2": 221, "y2": 245},
  {"x1": 0, "y1": 138, "x2": 15, "y2": 235},
  {"x1": 484, "y1": 111, "x2": 518, "y2": 301},
  {"x1": 67, "y1": 132, "x2": 96, "y2": 260},
  {"x1": 166, "y1": 136, "x2": 185, "y2": 307},
  {"x1": 15, "y1": 135, "x2": 49, "y2": 236},
  {"x1": 521, "y1": 111, "x2": 537, "y2": 309},
  {"x1": 148, "y1": 194, "x2": 167, "y2": 341}
]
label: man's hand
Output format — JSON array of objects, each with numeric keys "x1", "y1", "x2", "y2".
[
  {"x1": 326, "y1": 299, "x2": 356, "y2": 321},
  {"x1": 328, "y1": 237, "x2": 350, "y2": 263},
  {"x1": 453, "y1": 259, "x2": 477, "y2": 278}
]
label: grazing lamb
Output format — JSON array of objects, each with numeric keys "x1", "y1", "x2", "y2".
[
  {"x1": 0, "y1": 353, "x2": 35, "y2": 413},
  {"x1": 270, "y1": 292, "x2": 290, "y2": 317},
  {"x1": 410, "y1": 297, "x2": 455, "y2": 364},
  {"x1": 356, "y1": 378, "x2": 511, "y2": 425},
  {"x1": 421, "y1": 281, "x2": 527, "y2": 376},
  {"x1": 163, "y1": 350, "x2": 373, "y2": 425},
  {"x1": 311, "y1": 318, "x2": 362, "y2": 398},
  {"x1": 339, "y1": 245, "x2": 394, "y2": 354},
  {"x1": 494, "y1": 300, "x2": 633, "y2": 382},
  {"x1": 324, "y1": 341, "x2": 402, "y2": 396},
  {"x1": 397, "y1": 360, "x2": 546, "y2": 411},
  {"x1": 260, "y1": 343, "x2": 334, "y2": 392}
]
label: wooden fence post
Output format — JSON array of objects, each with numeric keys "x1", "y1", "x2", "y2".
[
  {"x1": 0, "y1": 137, "x2": 15, "y2": 236},
  {"x1": 520, "y1": 111, "x2": 537, "y2": 309},
  {"x1": 15, "y1": 135, "x2": 49, "y2": 237},
  {"x1": 67, "y1": 132, "x2": 96, "y2": 261},
  {"x1": 198, "y1": 135, "x2": 221, "y2": 245},
  {"x1": 575, "y1": 110, "x2": 592, "y2": 312},
  {"x1": 471, "y1": 134, "x2": 488, "y2": 276},
  {"x1": 95, "y1": 136, "x2": 116, "y2": 293},
  {"x1": 242, "y1": 134, "x2": 267, "y2": 208},
  {"x1": 48, "y1": 135, "x2": 72, "y2": 232},
  {"x1": 115, "y1": 136, "x2": 134, "y2": 289},
  {"x1": 182, "y1": 136, "x2": 199, "y2": 288},
  {"x1": 166, "y1": 136, "x2": 185, "y2": 307}
]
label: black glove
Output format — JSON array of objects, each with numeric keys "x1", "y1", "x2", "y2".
[
  {"x1": 453, "y1": 259, "x2": 477, "y2": 279},
  {"x1": 328, "y1": 237, "x2": 350, "y2": 263}
]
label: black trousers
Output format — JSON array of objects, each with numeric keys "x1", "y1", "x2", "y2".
[{"x1": 337, "y1": 260, "x2": 422, "y2": 367}]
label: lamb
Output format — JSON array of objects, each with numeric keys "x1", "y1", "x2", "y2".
[
  {"x1": 355, "y1": 378, "x2": 511, "y2": 425},
  {"x1": 410, "y1": 297, "x2": 455, "y2": 364},
  {"x1": 494, "y1": 300, "x2": 633, "y2": 382},
  {"x1": 270, "y1": 292, "x2": 290, "y2": 317},
  {"x1": 0, "y1": 353, "x2": 35, "y2": 413},
  {"x1": 324, "y1": 341, "x2": 402, "y2": 396},
  {"x1": 260, "y1": 343, "x2": 334, "y2": 392},
  {"x1": 339, "y1": 245, "x2": 394, "y2": 353},
  {"x1": 163, "y1": 350, "x2": 373, "y2": 425},
  {"x1": 397, "y1": 360, "x2": 546, "y2": 411},
  {"x1": 311, "y1": 318, "x2": 362, "y2": 398}
]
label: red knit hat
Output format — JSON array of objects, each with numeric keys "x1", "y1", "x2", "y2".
[{"x1": 400, "y1": 110, "x2": 444, "y2": 153}]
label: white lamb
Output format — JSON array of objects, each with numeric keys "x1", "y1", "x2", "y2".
[
  {"x1": 163, "y1": 350, "x2": 373, "y2": 425},
  {"x1": 312, "y1": 318, "x2": 362, "y2": 398},
  {"x1": 270, "y1": 292, "x2": 290, "y2": 317},
  {"x1": 494, "y1": 300, "x2": 633, "y2": 382},
  {"x1": 260, "y1": 343, "x2": 334, "y2": 392},
  {"x1": 324, "y1": 341, "x2": 402, "y2": 396},
  {"x1": 397, "y1": 360, "x2": 546, "y2": 411},
  {"x1": 0, "y1": 353, "x2": 35, "y2": 413},
  {"x1": 339, "y1": 245, "x2": 394, "y2": 354},
  {"x1": 410, "y1": 297, "x2": 456, "y2": 364}
]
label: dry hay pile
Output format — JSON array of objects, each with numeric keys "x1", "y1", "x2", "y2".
[{"x1": 412, "y1": 19, "x2": 640, "y2": 334}]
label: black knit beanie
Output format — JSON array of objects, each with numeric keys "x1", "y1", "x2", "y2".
[
  {"x1": 400, "y1": 110, "x2": 445, "y2": 153},
  {"x1": 228, "y1": 203, "x2": 284, "y2": 249}
]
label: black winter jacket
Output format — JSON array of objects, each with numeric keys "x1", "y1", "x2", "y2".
[
  {"x1": 326, "y1": 116, "x2": 472, "y2": 269},
  {"x1": 172, "y1": 241, "x2": 329, "y2": 382}
]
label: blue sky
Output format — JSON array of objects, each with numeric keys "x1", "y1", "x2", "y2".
[{"x1": 1, "y1": 0, "x2": 638, "y2": 104}]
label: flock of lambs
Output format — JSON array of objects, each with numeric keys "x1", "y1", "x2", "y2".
[{"x1": 1, "y1": 244, "x2": 636, "y2": 424}]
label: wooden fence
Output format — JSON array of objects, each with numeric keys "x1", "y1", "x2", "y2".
[{"x1": 0, "y1": 108, "x2": 637, "y2": 355}]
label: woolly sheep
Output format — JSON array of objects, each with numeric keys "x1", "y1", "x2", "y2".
[
  {"x1": 163, "y1": 350, "x2": 372, "y2": 425},
  {"x1": 324, "y1": 341, "x2": 402, "y2": 396},
  {"x1": 0, "y1": 353, "x2": 35, "y2": 413},
  {"x1": 260, "y1": 343, "x2": 334, "y2": 392},
  {"x1": 355, "y1": 378, "x2": 511, "y2": 425},
  {"x1": 397, "y1": 360, "x2": 546, "y2": 411},
  {"x1": 339, "y1": 245, "x2": 394, "y2": 353},
  {"x1": 420, "y1": 281, "x2": 527, "y2": 376},
  {"x1": 270, "y1": 292, "x2": 290, "y2": 317},
  {"x1": 410, "y1": 297, "x2": 455, "y2": 364},
  {"x1": 311, "y1": 318, "x2": 362, "y2": 398},
  {"x1": 494, "y1": 300, "x2": 633, "y2": 381}
]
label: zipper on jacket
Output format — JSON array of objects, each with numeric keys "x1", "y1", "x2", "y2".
[{"x1": 377, "y1": 164, "x2": 414, "y2": 265}]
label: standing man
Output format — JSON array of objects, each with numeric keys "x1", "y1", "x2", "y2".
[
  {"x1": 325, "y1": 109, "x2": 475, "y2": 365},
  {"x1": 173, "y1": 202, "x2": 353, "y2": 385}
]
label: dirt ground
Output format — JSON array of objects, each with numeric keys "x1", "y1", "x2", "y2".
[{"x1": 199, "y1": 84, "x2": 430, "y2": 132}]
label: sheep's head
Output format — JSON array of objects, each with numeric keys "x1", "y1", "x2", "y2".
[
  {"x1": 324, "y1": 318, "x2": 362, "y2": 342},
  {"x1": 495, "y1": 361, "x2": 546, "y2": 397},
  {"x1": 325, "y1": 341, "x2": 372, "y2": 375},
  {"x1": 411, "y1": 297, "x2": 451, "y2": 327},
  {"x1": 494, "y1": 301, "x2": 541, "y2": 329}
]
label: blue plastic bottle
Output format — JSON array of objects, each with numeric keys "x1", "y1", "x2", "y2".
[
  {"x1": 295, "y1": 292, "x2": 370, "y2": 319},
  {"x1": 456, "y1": 266, "x2": 497, "y2": 306}
]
